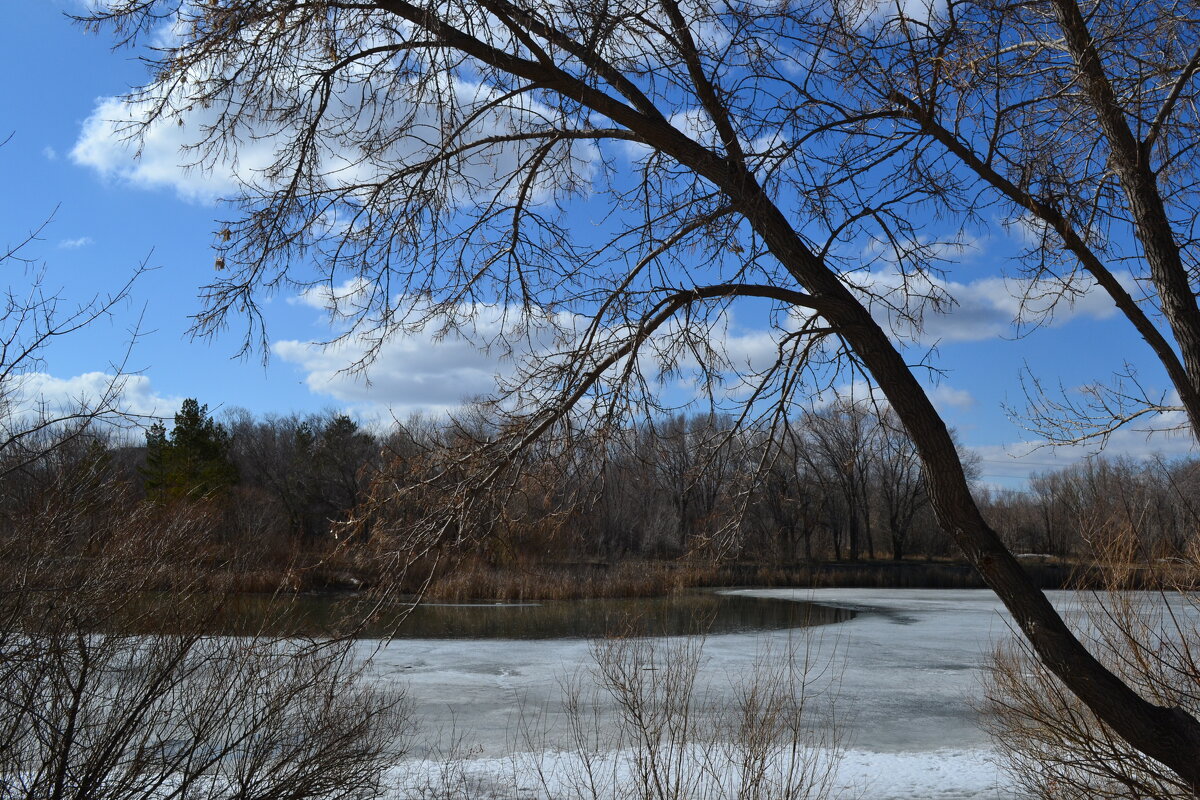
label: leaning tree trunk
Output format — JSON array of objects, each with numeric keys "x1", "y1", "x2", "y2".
[{"x1": 731, "y1": 175, "x2": 1200, "y2": 790}]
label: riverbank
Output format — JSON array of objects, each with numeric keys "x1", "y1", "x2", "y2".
[
  {"x1": 398, "y1": 557, "x2": 1078, "y2": 602},
  {"x1": 179, "y1": 552, "x2": 1193, "y2": 602}
]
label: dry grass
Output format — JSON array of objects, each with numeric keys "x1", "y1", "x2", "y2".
[
  {"x1": 741, "y1": 559, "x2": 1074, "y2": 590},
  {"x1": 413, "y1": 559, "x2": 721, "y2": 602},
  {"x1": 72, "y1": 542, "x2": 1110, "y2": 602}
]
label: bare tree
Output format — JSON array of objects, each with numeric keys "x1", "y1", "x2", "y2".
[
  {"x1": 984, "y1": 538, "x2": 1200, "y2": 799},
  {"x1": 801, "y1": 401, "x2": 879, "y2": 561},
  {"x1": 871, "y1": 409, "x2": 928, "y2": 562},
  {"x1": 80, "y1": 0, "x2": 1200, "y2": 785},
  {"x1": 749, "y1": 425, "x2": 822, "y2": 563},
  {"x1": 652, "y1": 414, "x2": 738, "y2": 553},
  {"x1": 1, "y1": 213, "x2": 144, "y2": 481},
  {"x1": 823, "y1": 0, "x2": 1200, "y2": 446}
]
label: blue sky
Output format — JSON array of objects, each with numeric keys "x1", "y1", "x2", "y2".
[{"x1": 2, "y1": 2, "x2": 1195, "y2": 486}]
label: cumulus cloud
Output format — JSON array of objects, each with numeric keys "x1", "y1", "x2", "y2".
[
  {"x1": 57, "y1": 236, "x2": 94, "y2": 249},
  {"x1": 928, "y1": 385, "x2": 975, "y2": 411},
  {"x1": 288, "y1": 278, "x2": 374, "y2": 317},
  {"x1": 72, "y1": 66, "x2": 597, "y2": 207},
  {"x1": 274, "y1": 331, "x2": 515, "y2": 417},
  {"x1": 802, "y1": 380, "x2": 972, "y2": 417},
  {"x1": 71, "y1": 95, "x2": 272, "y2": 203},
  {"x1": 277, "y1": 281, "x2": 819, "y2": 417},
  {"x1": 274, "y1": 288, "x2": 573, "y2": 416},
  {"x1": 850, "y1": 268, "x2": 1124, "y2": 345},
  {"x1": 974, "y1": 432, "x2": 1196, "y2": 487},
  {"x1": 848, "y1": 0, "x2": 947, "y2": 26},
  {"x1": 274, "y1": 270, "x2": 1003, "y2": 422},
  {"x1": 971, "y1": 402, "x2": 1197, "y2": 488},
  {"x1": 5, "y1": 371, "x2": 184, "y2": 429}
]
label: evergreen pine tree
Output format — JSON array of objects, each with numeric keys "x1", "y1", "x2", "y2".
[{"x1": 141, "y1": 400, "x2": 238, "y2": 500}]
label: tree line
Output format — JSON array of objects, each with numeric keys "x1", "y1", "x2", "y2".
[{"x1": 4, "y1": 398, "x2": 1196, "y2": 584}]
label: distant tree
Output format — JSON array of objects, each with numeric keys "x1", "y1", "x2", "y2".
[
  {"x1": 802, "y1": 402, "x2": 878, "y2": 561},
  {"x1": 750, "y1": 425, "x2": 821, "y2": 563},
  {"x1": 142, "y1": 399, "x2": 238, "y2": 500},
  {"x1": 653, "y1": 414, "x2": 736, "y2": 552},
  {"x1": 872, "y1": 410, "x2": 928, "y2": 562},
  {"x1": 281, "y1": 413, "x2": 379, "y2": 538},
  {"x1": 310, "y1": 414, "x2": 377, "y2": 518}
]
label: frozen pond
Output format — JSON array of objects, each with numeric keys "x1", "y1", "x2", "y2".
[{"x1": 367, "y1": 588, "x2": 1042, "y2": 800}]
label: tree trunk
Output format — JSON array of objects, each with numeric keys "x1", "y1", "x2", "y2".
[
  {"x1": 722, "y1": 170, "x2": 1200, "y2": 791},
  {"x1": 890, "y1": 525, "x2": 904, "y2": 562},
  {"x1": 846, "y1": 503, "x2": 860, "y2": 561}
]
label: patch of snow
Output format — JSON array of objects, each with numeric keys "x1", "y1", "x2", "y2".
[
  {"x1": 835, "y1": 747, "x2": 1007, "y2": 799},
  {"x1": 384, "y1": 745, "x2": 1007, "y2": 800}
]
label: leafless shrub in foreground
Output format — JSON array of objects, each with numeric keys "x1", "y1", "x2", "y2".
[
  {"x1": 408, "y1": 633, "x2": 844, "y2": 800},
  {"x1": 0, "y1": 467, "x2": 410, "y2": 800},
  {"x1": 984, "y1": 536, "x2": 1200, "y2": 799}
]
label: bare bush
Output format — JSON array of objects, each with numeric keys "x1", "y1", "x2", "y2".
[
  {"x1": 406, "y1": 634, "x2": 843, "y2": 800},
  {"x1": 0, "y1": 465, "x2": 409, "y2": 800},
  {"x1": 984, "y1": 538, "x2": 1200, "y2": 799}
]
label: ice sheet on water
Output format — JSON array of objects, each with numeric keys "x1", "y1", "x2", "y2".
[
  {"x1": 368, "y1": 589, "x2": 1018, "y2": 755},
  {"x1": 368, "y1": 589, "x2": 1052, "y2": 797}
]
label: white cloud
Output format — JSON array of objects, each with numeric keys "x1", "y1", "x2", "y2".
[
  {"x1": 72, "y1": 68, "x2": 598, "y2": 207},
  {"x1": 276, "y1": 285, "x2": 815, "y2": 417},
  {"x1": 273, "y1": 276, "x2": 993, "y2": 422},
  {"x1": 847, "y1": 0, "x2": 947, "y2": 27},
  {"x1": 288, "y1": 278, "x2": 374, "y2": 316},
  {"x1": 273, "y1": 296, "x2": 572, "y2": 416},
  {"x1": 42, "y1": 146, "x2": 57, "y2": 161},
  {"x1": 275, "y1": 334, "x2": 502, "y2": 417},
  {"x1": 1008, "y1": 213, "x2": 1052, "y2": 249},
  {"x1": 5, "y1": 371, "x2": 184, "y2": 429},
  {"x1": 804, "y1": 379, "x2": 971, "y2": 416},
  {"x1": 929, "y1": 385, "x2": 975, "y2": 411},
  {"x1": 850, "y1": 268, "x2": 1124, "y2": 345},
  {"x1": 972, "y1": 409, "x2": 1197, "y2": 489},
  {"x1": 71, "y1": 95, "x2": 272, "y2": 204},
  {"x1": 58, "y1": 236, "x2": 94, "y2": 249}
]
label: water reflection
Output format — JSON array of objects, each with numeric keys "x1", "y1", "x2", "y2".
[
  {"x1": 216, "y1": 592, "x2": 855, "y2": 639},
  {"x1": 396, "y1": 594, "x2": 854, "y2": 639}
]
